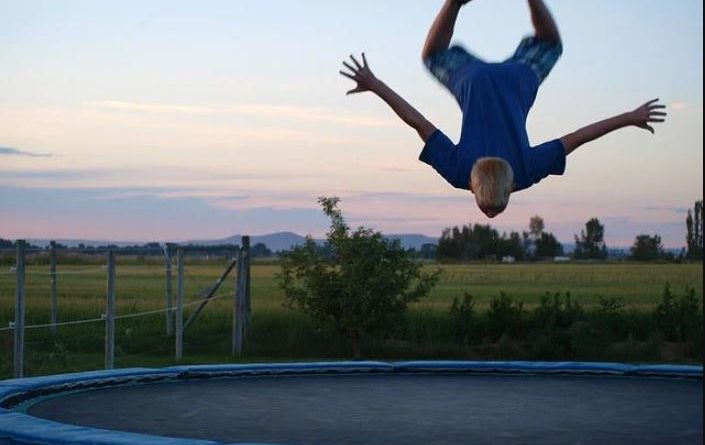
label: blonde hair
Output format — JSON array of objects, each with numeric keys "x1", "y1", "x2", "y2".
[{"x1": 470, "y1": 157, "x2": 514, "y2": 216}]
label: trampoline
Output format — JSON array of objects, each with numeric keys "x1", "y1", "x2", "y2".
[{"x1": 0, "y1": 361, "x2": 702, "y2": 445}]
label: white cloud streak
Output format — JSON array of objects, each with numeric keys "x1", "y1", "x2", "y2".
[{"x1": 87, "y1": 101, "x2": 397, "y2": 128}]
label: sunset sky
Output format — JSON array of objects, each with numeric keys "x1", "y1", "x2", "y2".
[{"x1": 1, "y1": 0, "x2": 702, "y2": 247}]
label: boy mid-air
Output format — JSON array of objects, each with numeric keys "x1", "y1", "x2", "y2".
[{"x1": 340, "y1": 0, "x2": 666, "y2": 218}]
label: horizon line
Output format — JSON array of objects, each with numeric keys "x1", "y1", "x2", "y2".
[{"x1": 5, "y1": 232, "x2": 688, "y2": 250}]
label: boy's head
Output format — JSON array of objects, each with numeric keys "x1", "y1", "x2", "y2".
[{"x1": 470, "y1": 157, "x2": 514, "y2": 218}]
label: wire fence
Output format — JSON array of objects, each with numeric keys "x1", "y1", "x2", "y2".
[{"x1": 0, "y1": 239, "x2": 251, "y2": 379}]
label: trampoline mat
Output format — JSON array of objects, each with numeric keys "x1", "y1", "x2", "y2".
[{"x1": 27, "y1": 373, "x2": 703, "y2": 445}]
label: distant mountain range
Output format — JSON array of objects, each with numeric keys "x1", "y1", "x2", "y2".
[
  {"x1": 27, "y1": 232, "x2": 440, "y2": 252},
  {"x1": 189, "y1": 232, "x2": 440, "y2": 251}
]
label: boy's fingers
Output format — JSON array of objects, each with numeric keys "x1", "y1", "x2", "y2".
[
  {"x1": 342, "y1": 61, "x2": 357, "y2": 73},
  {"x1": 648, "y1": 118, "x2": 665, "y2": 123},
  {"x1": 645, "y1": 98, "x2": 660, "y2": 106},
  {"x1": 649, "y1": 104, "x2": 666, "y2": 110},
  {"x1": 650, "y1": 111, "x2": 667, "y2": 116},
  {"x1": 346, "y1": 87, "x2": 362, "y2": 95},
  {"x1": 350, "y1": 54, "x2": 363, "y2": 69},
  {"x1": 339, "y1": 71, "x2": 356, "y2": 80},
  {"x1": 362, "y1": 52, "x2": 368, "y2": 67}
]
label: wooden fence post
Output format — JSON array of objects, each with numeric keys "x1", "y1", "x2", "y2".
[
  {"x1": 50, "y1": 241, "x2": 58, "y2": 335},
  {"x1": 14, "y1": 240, "x2": 26, "y2": 378},
  {"x1": 242, "y1": 236, "x2": 251, "y2": 334},
  {"x1": 105, "y1": 250, "x2": 116, "y2": 370},
  {"x1": 232, "y1": 247, "x2": 243, "y2": 356},
  {"x1": 175, "y1": 247, "x2": 184, "y2": 361},
  {"x1": 164, "y1": 243, "x2": 174, "y2": 336}
]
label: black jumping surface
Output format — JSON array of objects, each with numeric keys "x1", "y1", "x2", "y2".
[{"x1": 28, "y1": 373, "x2": 703, "y2": 444}]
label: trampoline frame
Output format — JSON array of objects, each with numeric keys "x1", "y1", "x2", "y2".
[{"x1": 0, "y1": 360, "x2": 702, "y2": 445}]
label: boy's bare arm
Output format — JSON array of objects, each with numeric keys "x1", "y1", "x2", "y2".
[
  {"x1": 340, "y1": 53, "x2": 437, "y2": 142},
  {"x1": 560, "y1": 99, "x2": 667, "y2": 155}
]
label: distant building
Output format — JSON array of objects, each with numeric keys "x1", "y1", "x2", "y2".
[
  {"x1": 502, "y1": 256, "x2": 516, "y2": 263},
  {"x1": 553, "y1": 256, "x2": 570, "y2": 262}
]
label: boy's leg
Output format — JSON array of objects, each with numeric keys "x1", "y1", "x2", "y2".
[
  {"x1": 528, "y1": 0, "x2": 561, "y2": 44},
  {"x1": 509, "y1": 1, "x2": 562, "y2": 85},
  {"x1": 423, "y1": 0, "x2": 483, "y2": 103},
  {"x1": 421, "y1": 0, "x2": 468, "y2": 61}
]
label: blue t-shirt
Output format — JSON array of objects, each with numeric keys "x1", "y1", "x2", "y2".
[{"x1": 419, "y1": 58, "x2": 566, "y2": 191}]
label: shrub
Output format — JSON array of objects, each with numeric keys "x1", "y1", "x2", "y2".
[
  {"x1": 532, "y1": 292, "x2": 584, "y2": 355},
  {"x1": 592, "y1": 295, "x2": 626, "y2": 339},
  {"x1": 278, "y1": 197, "x2": 440, "y2": 358},
  {"x1": 569, "y1": 320, "x2": 605, "y2": 359},
  {"x1": 449, "y1": 293, "x2": 477, "y2": 346},
  {"x1": 487, "y1": 292, "x2": 525, "y2": 341},
  {"x1": 534, "y1": 292, "x2": 583, "y2": 331},
  {"x1": 654, "y1": 285, "x2": 702, "y2": 343},
  {"x1": 495, "y1": 333, "x2": 523, "y2": 359}
]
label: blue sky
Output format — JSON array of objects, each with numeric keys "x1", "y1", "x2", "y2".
[{"x1": 1, "y1": 0, "x2": 702, "y2": 247}]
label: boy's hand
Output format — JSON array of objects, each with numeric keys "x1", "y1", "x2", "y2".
[
  {"x1": 340, "y1": 53, "x2": 379, "y2": 95},
  {"x1": 339, "y1": 52, "x2": 436, "y2": 142},
  {"x1": 628, "y1": 99, "x2": 667, "y2": 134}
]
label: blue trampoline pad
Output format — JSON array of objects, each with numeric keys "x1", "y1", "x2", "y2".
[{"x1": 0, "y1": 361, "x2": 702, "y2": 445}]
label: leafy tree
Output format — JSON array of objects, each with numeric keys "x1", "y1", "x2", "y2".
[
  {"x1": 686, "y1": 200, "x2": 703, "y2": 260},
  {"x1": 523, "y1": 216, "x2": 563, "y2": 259},
  {"x1": 251, "y1": 242, "x2": 273, "y2": 258},
  {"x1": 0, "y1": 240, "x2": 40, "y2": 250},
  {"x1": 630, "y1": 234, "x2": 664, "y2": 261},
  {"x1": 419, "y1": 243, "x2": 438, "y2": 260},
  {"x1": 529, "y1": 216, "x2": 545, "y2": 240},
  {"x1": 438, "y1": 223, "x2": 526, "y2": 261},
  {"x1": 573, "y1": 218, "x2": 608, "y2": 260},
  {"x1": 438, "y1": 227, "x2": 460, "y2": 260},
  {"x1": 522, "y1": 216, "x2": 545, "y2": 257},
  {"x1": 465, "y1": 224, "x2": 499, "y2": 259},
  {"x1": 407, "y1": 244, "x2": 438, "y2": 261},
  {"x1": 535, "y1": 232, "x2": 564, "y2": 258},
  {"x1": 278, "y1": 197, "x2": 440, "y2": 357},
  {"x1": 499, "y1": 231, "x2": 527, "y2": 260}
]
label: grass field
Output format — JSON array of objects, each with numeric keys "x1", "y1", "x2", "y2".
[
  {"x1": 0, "y1": 260, "x2": 702, "y2": 378},
  {"x1": 1, "y1": 261, "x2": 702, "y2": 318}
]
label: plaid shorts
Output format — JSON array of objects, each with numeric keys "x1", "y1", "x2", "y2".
[
  {"x1": 425, "y1": 36, "x2": 563, "y2": 88},
  {"x1": 510, "y1": 36, "x2": 563, "y2": 84}
]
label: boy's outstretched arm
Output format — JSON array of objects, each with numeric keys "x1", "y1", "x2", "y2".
[
  {"x1": 559, "y1": 99, "x2": 667, "y2": 155},
  {"x1": 340, "y1": 53, "x2": 437, "y2": 142}
]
